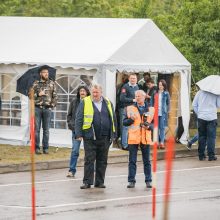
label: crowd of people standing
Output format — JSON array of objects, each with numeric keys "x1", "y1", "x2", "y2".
[
  {"x1": 64, "y1": 72, "x2": 171, "y2": 189},
  {"x1": 117, "y1": 73, "x2": 170, "y2": 151},
  {"x1": 31, "y1": 67, "x2": 219, "y2": 190}
]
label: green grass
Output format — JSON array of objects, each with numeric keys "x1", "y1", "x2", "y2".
[
  {"x1": 0, "y1": 145, "x2": 72, "y2": 164},
  {"x1": 0, "y1": 144, "x2": 127, "y2": 165},
  {"x1": 1, "y1": 128, "x2": 219, "y2": 165}
]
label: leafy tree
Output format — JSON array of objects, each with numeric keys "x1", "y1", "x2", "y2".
[
  {"x1": 0, "y1": 0, "x2": 75, "y2": 17},
  {"x1": 154, "y1": 0, "x2": 220, "y2": 81},
  {"x1": 111, "y1": 0, "x2": 150, "y2": 18},
  {"x1": 0, "y1": 0, "x2": 21, "y2": 15},
  {"x1": 71, "y1": 0, "x2": 112, "y2": 17},
  {"x1": 0, "y1": 0, "x2": 219, "y2": 82}
]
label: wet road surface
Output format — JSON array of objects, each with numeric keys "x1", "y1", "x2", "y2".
[{"x1": 1, "y1": 157, "x2": 220, "y2": 220}]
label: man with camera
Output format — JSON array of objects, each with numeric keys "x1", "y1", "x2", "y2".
[{"x1": 123, "y1": 90, "x2": 154, "y2": 189}]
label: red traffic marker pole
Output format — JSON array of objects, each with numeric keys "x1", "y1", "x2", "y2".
[
  {"x1": 152, "y1": 93, "x2": 159, "y2": 219},
  {"x1": 163, "y1": 137, "x2": 175, "y2": 220},
  {"x1": 162, "y1": 74, "x2": 179, "y2": 220},
  {"x1": 29, "y1": 89, "x2": 36, "y2": 220}
]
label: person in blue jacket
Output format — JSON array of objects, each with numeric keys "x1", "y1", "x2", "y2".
[{"x1": 157, "y1": 79, "x2": 170, "y2": 149}]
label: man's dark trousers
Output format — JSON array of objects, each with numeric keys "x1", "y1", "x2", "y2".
[
  {"x1": 128, "y1": 144, "x2": 152, "y2": 183},
  {"x1": 83, "y1": 136, "x2": 110, "y2": 185},
  {"x1": 35, "y1": 106, "x2": 51, "y2": 151},
  {"x1": 198, "y1": 118, "x2": 217, "y2": 159}
]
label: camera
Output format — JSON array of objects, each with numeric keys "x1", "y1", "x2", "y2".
[{"x1": 140, "y1": 112, "x2": 150, "y2": 128}]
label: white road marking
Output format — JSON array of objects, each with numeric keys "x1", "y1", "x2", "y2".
[
  {"x1": 0, "y1": 165, "x2": 220, "y2": 187},
  {"x1": 0, "y1": 178, "x2": 79, "y2": 187},
  {"x1": 1, "y1": 188, "x2": 220, "y2": 209}
]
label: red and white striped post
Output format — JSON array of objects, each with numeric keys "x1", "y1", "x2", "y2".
[
  {"x1": 29, "y1": 89, "x2": 36, "y2": 220},
  {"x1": 162, "y1": 74, "x2": 179, "y2": 220},
  {"x1": 152, "y1": 93, "x2": 159, "y2": 219},
  {"x1": 163, "y1": 137, "x2": 175, "y2": 220}
]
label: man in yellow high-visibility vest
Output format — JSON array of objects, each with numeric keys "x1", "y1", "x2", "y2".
[{"x1": 75, "y1": 83, "x2": 117, "y2": 189}]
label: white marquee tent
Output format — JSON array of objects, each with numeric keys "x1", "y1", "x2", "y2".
[{"x1": 0, "y1": 17, "x2": 191, "y2": 147}]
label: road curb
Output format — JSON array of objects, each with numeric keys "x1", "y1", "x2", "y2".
[{"x1": 0, "y1": 148, "x2": 219, "y2": 174}]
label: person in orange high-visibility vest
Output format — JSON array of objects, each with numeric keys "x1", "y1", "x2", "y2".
[{"x1": 123, "y1": 90, "x2": 154, "y2": 189}]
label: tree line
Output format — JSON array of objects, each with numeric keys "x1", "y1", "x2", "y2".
[{"x1": 0, "y1": 0, "x2": 219, "y2": 82}]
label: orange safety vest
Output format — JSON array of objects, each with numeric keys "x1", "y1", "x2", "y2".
[{"x1": 126, "y1": 105, "x2": 155, "y2": 145}]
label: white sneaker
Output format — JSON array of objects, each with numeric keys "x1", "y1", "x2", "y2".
[{"x1": 66, "y1": 172, "x2": 75, "y2": 178}]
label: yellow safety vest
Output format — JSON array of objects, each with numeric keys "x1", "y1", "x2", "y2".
[{"x1": 83, "y1": 96, "x2": 115, "y2": 133}]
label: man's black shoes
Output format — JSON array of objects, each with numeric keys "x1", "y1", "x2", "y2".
[
  {"x1": 80, "y1": 183, "x2": 91, "y2": 189},
  {"x1": 43, "y1": 149, "x2": 49, "y2": 154},
  {"x1": 208, "y1": 156, "x2": 217, "y2": 161},
  {"x1": 35, "y1": 149, "x2": 49, "y2": 154},
  {"x1": 80, "y1": 183, "x2": 106, "y2": 189},
  {"x1": 127, "y1": 182, "x2": 135, "y2": 188},
  {"x1": 35, "y1": 149, "x2": 41, "y2": 155},
  {"x1": 199, "y1": 156, "x2": 206, "y2": 161},
  {"x1": 94, "y1": 184, "x2": 106, "y2": 188},
  {"x1": 199, "y1": 155, "x2": 217, "y2": 161},
  {"x1": 146, "y1": 182, "x2": 152, "y2": 188},
  {"x1": 122, "y1": 146, "x2": 129, "y2": 151}
]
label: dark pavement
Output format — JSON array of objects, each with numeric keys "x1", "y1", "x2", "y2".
[{"x1": 0, "y1": 157, "x2": 220, "y2": 220}]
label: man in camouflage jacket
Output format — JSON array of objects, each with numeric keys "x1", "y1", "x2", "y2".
[{"x1": 32, "y1": 66, "x2": 57, "y2": 154}]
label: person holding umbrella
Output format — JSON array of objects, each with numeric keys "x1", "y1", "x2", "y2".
[
  {"x1": 16, "y1": 64, "x2": 57, "y2": 218},
  {"x1": 193, "y1": 75, "x2": 220, "y2": 161},
  {"x1": 32, "y1": 65, "x2": 57, "y2": 154}
]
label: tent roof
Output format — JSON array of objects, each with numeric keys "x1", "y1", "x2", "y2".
[{"x1": 0, "y1": 17, "x2": 190, "y2": 71}]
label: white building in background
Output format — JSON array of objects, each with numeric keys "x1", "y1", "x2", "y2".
[{"x1": 0, "y1": 17, "x2": 191, "y2": 147}]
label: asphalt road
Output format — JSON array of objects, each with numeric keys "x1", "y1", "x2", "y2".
[{"x1": 0, "y1": 157, "x2": 220, "y2": 220}]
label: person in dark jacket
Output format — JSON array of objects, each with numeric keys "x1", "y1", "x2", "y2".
[
  {"x1": 119, "y1": 73, "x2": 139, "y2": 150},
  {"x1": 146, "y1": 78, "x2": 158, "y2": 106},
  {"x1": 115, "y1": 73, "x2": 129, "y2": 141},
  {"x1": 66, "y1": 85, "x2": 90, "y2": 178},
  {"x1": 75, "y1": 83, "x2": 117, "y2": 189},
  {"x1": 138, "y1": 72, "x2": 150, "y2": 93}
]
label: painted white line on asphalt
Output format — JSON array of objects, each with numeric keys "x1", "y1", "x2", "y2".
[
  {"x1": 1, "y1": 165, "x2": 220, "y2": 188},
  {"x1": 0, "y1": 179, "x2": 79, "y2": 187},
  {"x1": 164, "y1": 165, "x2": 220, "y2": 173},
  {"x1": 1, "y1": 188, "x2": 220, "y2": 209}
]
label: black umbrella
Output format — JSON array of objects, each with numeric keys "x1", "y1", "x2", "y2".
[
  {"x1": 16, "y1": 65, "x2": 56, "y2": 96},
  {"x1": 16, "y1": 65, "x2": 57, "y2": 217}
]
